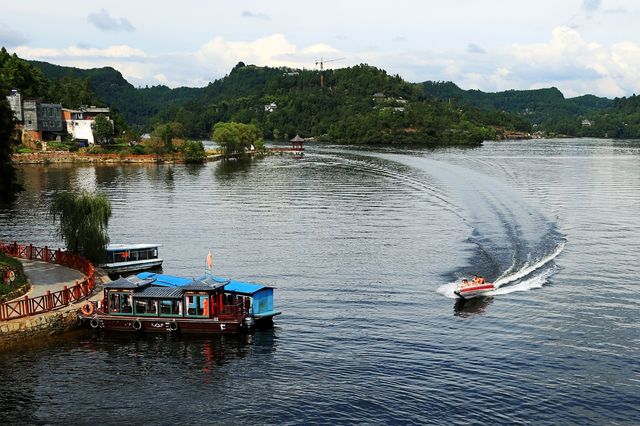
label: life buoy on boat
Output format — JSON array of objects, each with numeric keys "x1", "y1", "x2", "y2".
[
  {"x1": 168, "y1": 320, "x2": 178, "y2": 332},
  {"x1": 90, "y1": 317, "x2": 100, "y2": 329},
  {"x1": 81, "y1": 302, "x2": 95, "y2": 316},
  {"x1": 132, "y1": 319, "x2": 142, "y2": 330}
]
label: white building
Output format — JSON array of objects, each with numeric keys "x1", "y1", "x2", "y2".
[{"x1": 62, "y1": 106, "x2": 112, "y2": 145}]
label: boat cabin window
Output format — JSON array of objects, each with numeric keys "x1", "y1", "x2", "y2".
[
  {"x1": 107, "y1": 247, "x2": 158, "y2": 264},
  {"x1": 186, "y1": 294, "x2": 209, "y2": 317},
  {"x1": 160, "y1": 300, "x2": 182, "y2": 316},
  {"x1": 108, "y1": 292, "x2": 132, "y2": 314},
  {"x1": 134, "y1": 299, "x2": 158, "y2": 316}
]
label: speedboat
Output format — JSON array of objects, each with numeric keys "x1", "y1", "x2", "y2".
[{"x1": 454, "y1": 278, "x2": 495, "y2": 299}]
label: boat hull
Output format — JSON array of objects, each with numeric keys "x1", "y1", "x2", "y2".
[
  {"x1": 100, "y1": 259, "x2": 163, "y2": 275},
  {"x1": 83, "y1": 314, "x2": 244, "y2": 334},
  {"x1": 454, "y1": 283, "x2": 495, "y2": 299}
]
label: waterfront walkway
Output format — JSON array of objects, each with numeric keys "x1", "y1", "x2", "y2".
[{"x1": 17, "y1": 259, "x2": 86, "y2": 299}]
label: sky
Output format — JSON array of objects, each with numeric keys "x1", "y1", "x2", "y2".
[{"x1": 1, "y1": 0, "x2": 640, "y2": 98}]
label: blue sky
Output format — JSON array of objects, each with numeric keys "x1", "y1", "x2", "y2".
[{"x1": 2, "y1": 0, "x2": 639, "y2": 98}]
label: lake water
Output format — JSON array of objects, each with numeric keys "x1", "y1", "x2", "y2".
[{"x1": 0, "y1": 139, "x2": 638, "y2": 424}]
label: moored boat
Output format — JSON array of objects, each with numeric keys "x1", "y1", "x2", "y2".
[
  {"x1": 454, "y1": 277, "x2": 495, "y2": 299},
  {"x1": 79, "y1": 275, "x2": 248, "y2": 334},
  {"x1": 100, "y1": 244, "x2": 163, "y2": 276},
  {"x1": 137, "y1": 272, "x2": 281, "y2": 327}
]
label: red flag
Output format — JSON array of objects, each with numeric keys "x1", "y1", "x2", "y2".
[{"x1": 206, "y1": 250, "x2": 213, "y2": 271}]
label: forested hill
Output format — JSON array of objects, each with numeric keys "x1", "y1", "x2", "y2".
[
  {"x1": 30, "y1": 59, "x2": 526, "y2": 145},
  {"x1": 422, "y1": 81, "x2": 616, "y2": 136},
  {"x1": 29, "y1": 60, "x2": 200, "y2": 127},
  {"x1": 156, "y1": 62, "x2": 538, "y2": 144},
  {"x1": 15, "y1": 49, "x2": 640, "y2": 141}
]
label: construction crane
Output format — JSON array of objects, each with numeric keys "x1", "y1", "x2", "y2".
[{"x1": 315, "y1": 57, "x2": 345, "y2": 89}]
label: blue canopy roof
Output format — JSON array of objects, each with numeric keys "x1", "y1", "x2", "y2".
[
  {"x1": 137, "y1": 272, "x2": 191, "y2": 287},
  {"x1": 137, "y1": 272, "x2": 268, "y2": 295},
  {"x1": 193, "y1": 275, "x2": 267, "y2": 294},
  {"x1": 223, "y1": 280, "x2": 267, "y2": 295}
]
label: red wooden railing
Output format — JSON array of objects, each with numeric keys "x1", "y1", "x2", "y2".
[{"x1": 0, "y1": 241, "x2": 96, "y2": 321}]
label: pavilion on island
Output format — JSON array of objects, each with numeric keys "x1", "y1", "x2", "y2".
[{"x1": 290, "y1": 134, "x2": 304, "y2": 151}]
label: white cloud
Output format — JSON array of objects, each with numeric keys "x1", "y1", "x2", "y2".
[
  {"x1": 15, "y1": 44, "x2": 146, "y2": 59},
  {"x1": 195, "y1": 34, "x2": 298, "y2": 72},
  {"x1": 381, "y1": 26, "x2": 640, "y2": 97},
  {"x1": 498, "y1": 26, "x2": 640, "y2": 96},
  {"x1": 11, "y1": 28, "x2": 640, "y2": 98},
  {"x1": 194, "y1": 34, "x2": 348, "y2": 76}
]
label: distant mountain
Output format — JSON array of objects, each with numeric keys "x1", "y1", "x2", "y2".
[
  {"x1": 29, "y1": 60, "x2": 200, "y2": 127},
  {"x1": 148, "y1": 62, "x2": 529, "y2": 144},
  {"x1": 421, "y1": 81, "x2": 617, "y2": 135},
  {"x1": 14, "y1": 51, "x2": 640, "y2": 141}
]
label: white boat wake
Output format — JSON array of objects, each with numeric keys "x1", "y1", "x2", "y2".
[
  {"x1": 493, "y1": 239, "x2": 566, "y2": 289},
  {"x1": 438, "y1": 241, "x2": 565, "y2": 299}
]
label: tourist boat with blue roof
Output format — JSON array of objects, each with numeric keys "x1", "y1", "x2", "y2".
[
  {"x1": 136, "y1": 272, "x2": 281, "y2": 327},
  {"x1": 79, "y1": 274, "x2": 251, "y2": 334}
]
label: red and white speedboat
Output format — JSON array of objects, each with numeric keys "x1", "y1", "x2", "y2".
[{"x1": 454, "y1": 278, "x2": 495, "y2": 299}]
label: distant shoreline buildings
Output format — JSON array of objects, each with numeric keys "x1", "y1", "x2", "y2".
[{"x1": 6, "y1": 89, "x2": 113, "y2": 146}]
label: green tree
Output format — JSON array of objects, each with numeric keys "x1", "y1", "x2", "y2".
[
  {"x1": 144, "y1": 137, "x2": 165, "y2": 161},
  {"x1": 181, "y1": 140, "x2": 206, "y2": 163},
  {"x1": 49, "y1": 191, "x2": 112, "y2": 264},
  {"x1": 91, "y1": 115, "x2": 113, "y2": 144},
  {"x1": 0, "y1": 48, "x2": 48, "y2": 97},
  {"x1": 212, "y1": 122, "x2": 263, "y2": 155},
  {"x1": 0, "y1": 98, "x2": 21, "y2": 206},
  {"x1": 152, "y1": 122, "x2": 184, "y2": 154}
]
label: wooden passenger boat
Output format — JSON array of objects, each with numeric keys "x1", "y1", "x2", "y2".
[
  {"x1": 79, "y1": 275, "x2": 248, "y2": 334},
  {"x1": 137, "y1": 272, "x2": 281, "y2": 327}
]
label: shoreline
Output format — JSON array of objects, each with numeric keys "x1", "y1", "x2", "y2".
[{"x1": 11, "y1": 148, "x2": 302, "y2": 165}]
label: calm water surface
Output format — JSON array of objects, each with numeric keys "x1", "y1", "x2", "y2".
[{"x1": 0, "y1": 139, "x2": 638, "y2": 424}]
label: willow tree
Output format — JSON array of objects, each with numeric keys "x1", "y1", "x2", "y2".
[{"x1": 49, "y1": 191, "x2": 112, "y2": 264}]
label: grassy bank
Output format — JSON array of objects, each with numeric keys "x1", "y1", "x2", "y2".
[{"x1": 0, "y1": 252, "x2": 28, "y2": 301}]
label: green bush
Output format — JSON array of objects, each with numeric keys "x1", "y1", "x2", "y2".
[
  {"x1": 101, "y1": 143, "x2": 129, "y2": 153},
  {"x1": 181, "y1": 140, "x2": 206, "y2": 163},
  {"x1": 131, "y1": 144, "x2": 145, "y2": 155},
  {"x1": 47, "y1": 141, "x2": 67, "y2": 151}
]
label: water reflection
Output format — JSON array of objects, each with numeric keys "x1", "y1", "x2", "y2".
[
  {"x1": 94, "y1": 165, "x2": 122, "y2": 188},
  {"x1": 19, "y1": 164, "x2": 81, "y2": 194},
  {"x1": 164, "y1": 166, "x2": 175, "y2": 188},
  {"x1": 214, "y1": 156, "x2": 261, "y2": 180},
  {"x1": 453, "y1": 296, "x2": 494, "y2": 317},
  {"x1": 184, "y1": 163, "x2": 205, "y2": 176}
]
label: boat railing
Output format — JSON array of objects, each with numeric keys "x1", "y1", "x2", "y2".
[{"x1": 0, "y1": 241, "x2": 96, "y2": 321}]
